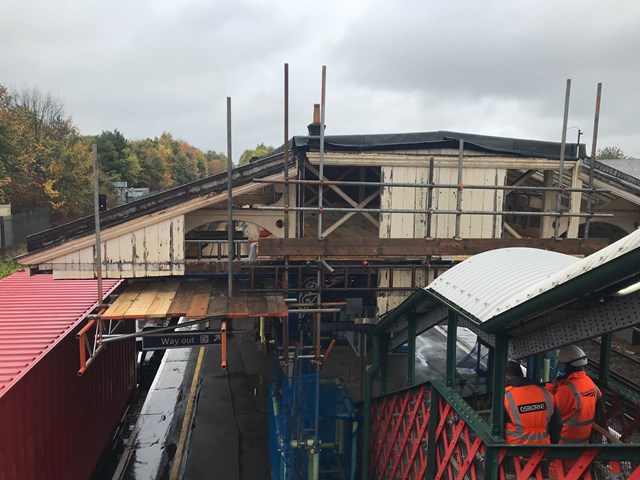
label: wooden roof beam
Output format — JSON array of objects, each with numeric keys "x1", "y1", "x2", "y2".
[{"x1": 258, "y1": 237, "x2": 608, "y2": 258}]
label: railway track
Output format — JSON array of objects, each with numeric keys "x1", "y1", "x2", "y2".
[{"x1": 582, "y1": 338, "x2": 640, "y2": 393}]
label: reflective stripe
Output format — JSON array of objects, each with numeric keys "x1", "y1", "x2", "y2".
[
  {"x1": 557, "y1": 374, "x2": 599, "y2": 443},
  {"x1": 505, "y1": 390, "x2": 523, "y2": 437},
  {"x1": 541, "y1": 387, "x2": 553, "y2": 425},
  {"x1": 509, "y1": 431, "x2": 549, "y2": 441},
  {"x1": 565, "y1": 382, "x2": 582, "y2": 426},
  {"x1": 505, "y1": 385, "x2": 551, "y2": 444}
]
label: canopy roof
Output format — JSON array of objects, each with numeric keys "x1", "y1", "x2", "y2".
[{"x1": 381, "y1": 229, "x2": 640, "y2": 354}]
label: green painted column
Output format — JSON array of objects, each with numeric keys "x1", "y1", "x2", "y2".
[
  {"x1": 531, "y1": 354, "x2": 542, "y2": 383},
  {"x1": 361, "y1": 335, "x2": 380, "y2": 480},
  {"x1": 407, "y1": 314, "x2": 416, "y2": 387},
  {"x1": 599, "y1": 333, "x2": 612, "y2": 385},
  {"x1": 490, "y1": 333, "x2": 508, "y2": 438},
  {"x1": 380, "y1": 333, "x2": 389, "y2": 395},
  {"x1": 446, "y1": 310, "x2": 458, "y2": 389},
  {"x1": 484, "y1": 446, "x2": 501, "y2": 480},
  {"x1": 424, "y1": 386, "x2": 439, "y2": 480}
]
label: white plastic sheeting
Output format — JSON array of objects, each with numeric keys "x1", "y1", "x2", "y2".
[{"x1": 427, "y1": 228, "x2": 640, "y2": 323}]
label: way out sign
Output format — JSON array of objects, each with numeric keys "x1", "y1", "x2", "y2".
[{"x1": 142, "y1": 331, "x2": 222, "y2": 351}]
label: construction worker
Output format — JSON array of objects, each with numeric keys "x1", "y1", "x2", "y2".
[
  {"x1": 504, "y1": 361, "x2": 561, "y2": 444},
  {"x1": 547, "y1": 345, "x2": 602, "y2": 444}
]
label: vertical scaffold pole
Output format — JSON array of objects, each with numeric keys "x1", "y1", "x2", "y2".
[
  {"x1": 455, "y1": 140, "x2": 464, "y2": 239},
  {"x1": 283, "y1": 63, "x2": 290, "y2": 293},
  {"x1": 92, "y1": 144, "x2": 103, "y2": 307},
  {"x1": 554, "y1": 78, "x2": 571, "y2": 238},
  {"x1": 226, "y1": 97, "x2": 234, "y2": 297},
  {"x1": 585, "y1": 82, "x2": 602, "y2": 238}
]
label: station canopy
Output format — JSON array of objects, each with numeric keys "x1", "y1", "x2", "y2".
[{"x1": 384, "y1": 229, "x2": 640, "y2": 357}]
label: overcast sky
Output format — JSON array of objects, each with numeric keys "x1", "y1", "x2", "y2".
[{"x1": 2, "y1": 1, "x2": 639, "y2": 160}]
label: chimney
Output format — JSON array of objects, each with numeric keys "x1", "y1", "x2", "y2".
[{"x1": 307, "y1": 104, "x2": 323, "y2": 136}]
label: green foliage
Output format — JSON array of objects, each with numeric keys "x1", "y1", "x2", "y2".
[
  {"x1": 239, "y1": 143, "x2": 275, "y2": 166},
  {"x1": 597, "y1": 146, "x2": 628, "y2": 160},
  {"x1": 0, "y1": 256, "x2": 26, "y2": 279},
  {"x1": 92, "y1": 129, "x2": 141, "y2": 185}
]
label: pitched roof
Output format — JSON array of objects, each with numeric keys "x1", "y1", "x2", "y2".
[
  {"x1": 0, "y1": 271, "x2": 122, "y2": 397},
  {"x1": 24, "y1": 154, "x2": 292, "y2": 255},
  {"x1": 292, "y1": 130, "x2": 587, "y2": 160}
]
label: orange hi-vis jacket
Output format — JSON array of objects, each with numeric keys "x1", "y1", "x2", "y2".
[
  {"x1": 552, "y1": 371, "x2": 601, "y2": 444},
  {"x1": 504, "y1": 384, "x2": 555, "y2": 444}
]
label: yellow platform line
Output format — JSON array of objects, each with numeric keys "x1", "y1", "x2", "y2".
[{"x1": 170, "y1": 346, "x2": 206, "y2": 480}]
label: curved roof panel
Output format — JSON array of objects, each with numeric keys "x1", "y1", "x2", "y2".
[
  {"x1": 427, "y1": 248, "x2": 578, "y2": 322},
  {"x1": 427, "y1": 228, "x2": 640, "y2": 325}
]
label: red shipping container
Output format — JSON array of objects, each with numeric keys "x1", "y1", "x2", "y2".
[{"x1": 0, "y1": 271, "x2": 135, "y2": 480}]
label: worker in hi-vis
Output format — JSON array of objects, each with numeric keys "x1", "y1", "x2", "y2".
[
  {"x1": 546, "y1": 345, "x2": 602, "y2": 444},
  {"x1": 504, "y1": 361, "x2": 561, "y2": 444}
]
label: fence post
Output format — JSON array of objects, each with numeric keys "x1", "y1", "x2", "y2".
[
  {"x1": 0, "y1": 216, "x2": 5, "y2": 251},
  {"x1": 484, "y1": 446, "x2": 501, "y2": 480}
]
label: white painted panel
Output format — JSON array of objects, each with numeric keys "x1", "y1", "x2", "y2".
[
  {"x1": 79, "y1": 246, "x2": 94, "y2": 273},
  {"x1": 143, "y1": 224, "x2": 159, "y2": 264},
  {"x1": 119, "y1": 234, "x2": 133, "y2": 273},
  {"x1": 49, "y1": 215, "x2": 186, "y2": 279}
]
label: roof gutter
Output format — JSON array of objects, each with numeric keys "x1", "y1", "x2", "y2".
[{"x1": 371, "y1": 288, "x2": 431, "y2": 336}]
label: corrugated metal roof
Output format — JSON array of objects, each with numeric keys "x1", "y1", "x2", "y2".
[
  {"x1": 428, "y1": 228, "x2": 640, "y2": 323},
  {"x1": 0, "y1": 271, "x2": 122, "y2": 397},
  {"x1": 428, "y1": 248, "x2": 578, "y2": 322}
]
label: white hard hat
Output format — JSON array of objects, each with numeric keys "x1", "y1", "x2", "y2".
[{"x1": 559, "y1": 345, "x2": 588, "y2": 366}]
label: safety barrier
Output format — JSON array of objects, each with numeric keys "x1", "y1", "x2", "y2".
[
  {"x1": 370, "y1": 380, "x2": 640, "y2": 480},
  {"x1": 269, "y1": 364, "x2": 361, "y2": 479}
]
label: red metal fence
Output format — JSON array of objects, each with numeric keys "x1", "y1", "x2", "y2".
[{"x1": 370, "y1": 381, "x2": 640, "y2": 480}]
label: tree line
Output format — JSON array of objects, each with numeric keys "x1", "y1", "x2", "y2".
[{"x1": 0, "y1": 85, "x2": 274, "y2": 226}]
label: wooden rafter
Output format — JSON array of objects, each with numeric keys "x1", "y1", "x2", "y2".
[{"x1": 306, "y1": 163, "x2": 379, "y2": 228}]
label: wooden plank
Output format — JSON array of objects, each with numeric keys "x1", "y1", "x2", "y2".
[
  {"x1": 206, "y1": 291, "x2": 228, "y2": 317},
  {"x1": 124, "y1": 282, "x2": 163, "y2": 319},
  {"x1": 145, "y1": 281, "x2": 181, "y2": 318},
  {"x1": 185, "y1": 281, "x2": 213, "y2": 318},
  {"x1": 246, "y1": 296, "x2": 268, "y2": 317},
  {"x1": 167, "y1": 281, "x2": 197, "y2": 317},
  {"x1": 306, "y1": 152, "x2": 566, "y2": 170},
  {"x1": 264, "y1": 295, "x2": 288, "y2": 317},
  {"x1": 258, "y1": 237, "x2": 609, "y2": 257},
  {"x1": 102, "y1": 281, "x2": 148, "y2": 319},
  {"x1": 228, "y1": 295, "x2": 250, "y2": 318}
]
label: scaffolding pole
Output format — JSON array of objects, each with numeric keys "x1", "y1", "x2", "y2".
[{"x1": 585, "y1": 83, "x2": 602, "y2": 238}]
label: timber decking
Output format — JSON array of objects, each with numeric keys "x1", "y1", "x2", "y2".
[{"x1": 101, "y1": 280, "x2": 288, "y2": 320}]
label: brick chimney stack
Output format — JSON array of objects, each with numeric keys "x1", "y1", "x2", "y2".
[{"x1": 307, "y1": 104, "x2": 323, "y2": 136}]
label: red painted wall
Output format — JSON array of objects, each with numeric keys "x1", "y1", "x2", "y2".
[{"x1": 0, "y1": 322, "x2": 135, "y2": 480}]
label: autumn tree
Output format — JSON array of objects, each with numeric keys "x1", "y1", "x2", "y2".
[
  {"x1": 205, "y1": 150, "x2": 228, "y2": 174},
  {"x1": 1, "y1": 83, "x2": 229, "y2": 225},
  {"x1": 0, "y1": 85, "x2": 94, "y2": 224},
  {"x1": 239, "y1": 143, "x2": 274, "y2": 166},
  {"x1": 0, "y1": 86, "x2": 15, "y2": 203}
]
